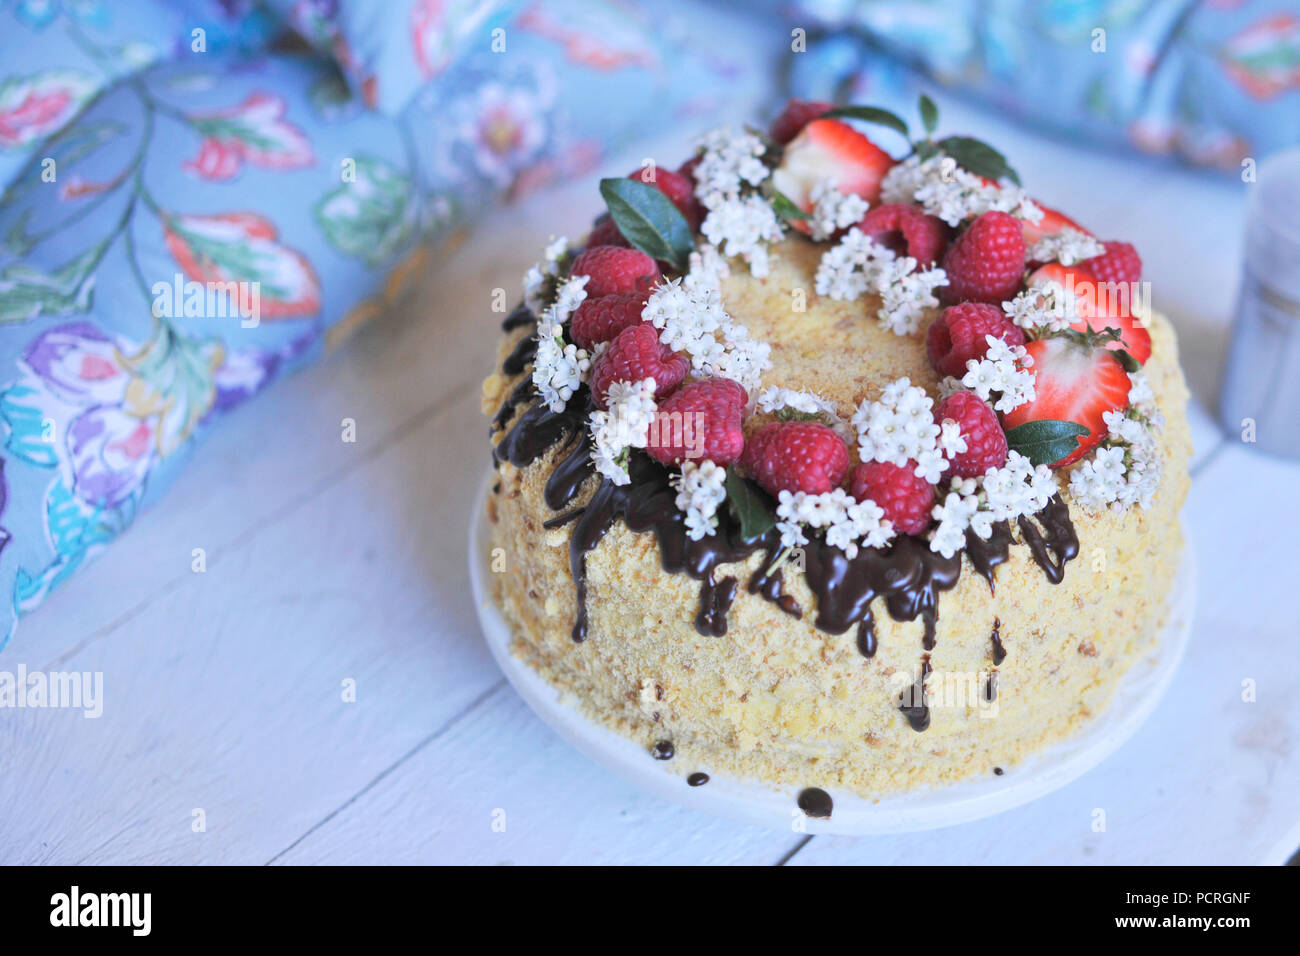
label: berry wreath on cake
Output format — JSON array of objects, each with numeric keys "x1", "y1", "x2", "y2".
[{"x1": 481, "y1": 97, "x2": 1191, "y2": 801}]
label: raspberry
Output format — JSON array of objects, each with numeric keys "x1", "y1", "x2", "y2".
[
  {"x1": 941, "y1": 211, "x2": 1027, "y2": 305},
  {"x1": 926, "y1": 302, "x2": 1026, "y2": 378},
  {"x1": 858, "y1": 203, "x2": 948, "y2": 266},
  {"x1": 570, "y1": 292, "x2": 647, "y2": 350},
  {"x1": 770, "y1": 99, "x2": 832, "y2": 144},
  {"x1": 741, "y1": 421, "x2": 849, "y2": 496},
  {"x1": 1081, "y1": 240, "x2": 1142, "y2": 286},
  {"x1": 849, "y1": 461, "x2": 934, "y2": 535},
  {"x1": 628, "y1": 167, "x2": 701, "y2": 229},
  {"x1": 936, "y1": 390, "x2": 1007, "y2": 478},
  {"x1": 589, "y1": 323, "x2": 689, "y2": 409},
  {"x1": 569, "y1": 246, "x2": 659, "y2": 299},
  {"x1": 587, "y1": 215, "x2": 630, "y2": 249},
  {"x1": 647, "y1": 378, "x2": 748, "y2": 466}
]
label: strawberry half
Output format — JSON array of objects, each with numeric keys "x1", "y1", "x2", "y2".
[
  {"x1": 770, "y1": 118, "x2": 894, "y2": 233},
  {"x1": 1028, "y1": 263, "x2": 1152, "y2": 365},
  {"x1": 1001, "y1": 336, "x2": 1132, "y2": 467},
  {"x1": 1019, "y1": 202, "x2": 1091, "y2": 246}
]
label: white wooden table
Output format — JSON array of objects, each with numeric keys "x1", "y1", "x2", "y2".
[{"x1": 1, "y1": 85, "x2": 1296, "y2": 866}]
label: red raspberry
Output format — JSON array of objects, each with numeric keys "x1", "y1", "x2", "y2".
[
  {"x1": 647, "y1": 378, "x2": 748, "y2": 466},
  {"x1": 1081, "y1": 239, "x2": 1142, "y2": 286},
  {"x1": 587, "y1": 215, "x2": 630, "y2": 249},
  {"x1": 628, "y1": 167, "x2": 701, "y2": 229},
  {"x1": 858, "y1": 203, "x2": 949, "y2": 266},
  {"x1": 770, "y1": 99, "x2": 832, "y2": 144},
  {"x1": 941, "y1": 211, "x2": 1027, "y2": 305},
  {"x1": 569, "y1": 246, "x2": 659, "y2": 299},
  {"x1": 926, "y1": 302, "x2": 1026, "y2": 378},
  {"x1": 849, "y1": 461, "x2": 935, "y2": 536},
  {"x1": 589, "y1": 323, "x2": 689, "y2": 409},
  {"x1": 936, "y1": 390, "x2": 1007, "y2": 478},
  {"x1": 570, "y1": 293, "x2": 647, "y2": 351},
  {"x1": 741, "y1": 421, "x2": 849, "y2": 497}
]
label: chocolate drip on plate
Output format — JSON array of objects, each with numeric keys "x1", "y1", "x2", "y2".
[{"x1": 797, "y1": 787, "x2": 833, "y2": 819}]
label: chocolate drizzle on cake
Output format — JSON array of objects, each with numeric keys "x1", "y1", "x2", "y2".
[
  {"x1": 797, "y1": 787, "x2": 833, "y2": 819},
  {"x1": 489, "y1": 307, "x2": 1081, "y2": 729},
  {"x1": 687, "y1": 772, "x2": 709, "y2": 786},
  {"x1": 990, "y1": 617, "x2": 1007, "y2": 666}
]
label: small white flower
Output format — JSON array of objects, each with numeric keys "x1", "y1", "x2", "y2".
[
  {"x1": 1028, "y1": 228, "x2": 1104, "y2": 267},
  {"x1": 691, "y1": 127, "x2": 771, "y2": 209},
  {"x1": 1003, "y1": 281, "x2": 1078, "y2": 333},
  {"x1": 775, "y1": 488, "x2": 895, "y2": 558},
  {"x1": 881, "y1": 155, "x2": 1043, "y2": 227},
  {"x1": 642, "y1": 277, "x2": 772, "y2": 393},
  {"x1": 808, "y1": 180, "x2": 870, "y2": 241},
  {"x1": 757, "y1": 386, "x2": 853, "y2": 440},
  {"x1": 814, "y1": 227, "x2": 947, "y2": 333},
  {"x1": 851, "y1": 378, "x2": 948, "y2": 482},
  {"x1": 522, "y1": 235, "x2": 570, "y2": 312},
  {"x1": 960, "y1": 336, "x2": 1036, "y2": 413},
  {"x1": 673, "y1": 460, "x2": 729, "y2": 540},
  {"x1": 929, "y1": 486, "x2": 980, "y2": 557},
  {"x1": 590, "y1": 378, "x2": 658, "y2": 485},
  {"x1": 700, "y1": 194, "x2": 785, "y2": 277}
]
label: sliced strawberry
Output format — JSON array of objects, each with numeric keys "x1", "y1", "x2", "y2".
[
  {"x1": 1001, "y1": 336, "x2": 1132, "y2": 467},
  {"x1": 1020, "y1": 203, "x2": 1091, "y2": 246},
  {"x1": 1027, "y1": 263, "x2": 1152, "y2": 365},
  {"x1": 770, "y1": 118, "x2": 894, "y2": 234}
]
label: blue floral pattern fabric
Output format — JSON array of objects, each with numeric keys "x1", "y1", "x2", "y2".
[
  {"x1": 0, "y1": 0, "x2": 761, "y2": 645},
  {"x1": 773, "y1": 0, "x2": 1300, "y2": 171}
]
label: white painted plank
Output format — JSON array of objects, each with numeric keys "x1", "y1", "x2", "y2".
[
  {"x1": 787, "y1": 442, "x2": 1300, "y2": 865},
  {"x1": 274, "y1": 685, "x2": 798, "y2": 866}
]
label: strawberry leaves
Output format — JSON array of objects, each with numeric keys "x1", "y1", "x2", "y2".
[
  {"x1": 599, "y1": 177, "x2": 693, "y2": 271},
  {"x1": 1004, "y1": 420, "x2": 1090, "y2": 467},
  {"x1": 933, "y1": 135, "x2": 1021, "y2": 185},
  {"x1": 823, "y1": 105, "x2": 911, "y2": 140},
  {"x1": 725, "y1": 470, "x2": 776, "y2": 540}
]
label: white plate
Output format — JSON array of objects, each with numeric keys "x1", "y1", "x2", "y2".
[{"x1": 469, "y1": 474, "x2": 1195, "y2": 835}]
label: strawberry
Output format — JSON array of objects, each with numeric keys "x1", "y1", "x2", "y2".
[
  {"x1": 570, "y1": 292, "x2": 647, "y2": 350},
  {"x1": 926, "y1": 301, "x2": 1025, "y2": 378},
  {"x1": 1027, "y1": 263, "x2": 1151, "y2": 365},
  {"x1": 1019, "y1": 202, "x2": 1091, "y2": 246},
  {"x1": 858, "y1": 202, "x2": 948, "y2": 266},
  {"x1": 769, "y1": 118, "x2": 894, "y2": 231},
  {"x1": 741, "y1": 421, "x2": 850, "y2": 497},
  {"x1": 941, "y1": 211, "x2": 1026, "y2": 305},
  {"x1": 647, "y1": 378, "x2": 748, "y2": 466},
  {"x1": 569, "y1": 246, "x2": 659, "y2": 299},
  {"x1": 590, "y1": 323, "x2": 689, "y2": 409},
  {"x1": 849, "y1": 460, "x2": 934, "y2": 535},
  {"x1": 770, "y1": 99, "x2": 832, "y2": 144},
  {"x1": 1001, "y1": 336, "x2": 1132, "y2": 467}
]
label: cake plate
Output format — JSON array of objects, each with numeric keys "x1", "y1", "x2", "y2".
[{"x1": 468, "y1": 474, "x2": 1196, "y2": 836}]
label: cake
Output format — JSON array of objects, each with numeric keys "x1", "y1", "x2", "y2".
[{"x1": 481, "y1": 99, "x2": 1191, "y2": 808}]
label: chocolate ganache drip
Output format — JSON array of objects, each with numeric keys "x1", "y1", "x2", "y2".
[{"x1": 488, "y1": 302, "x2": 1081, "y2": 729}]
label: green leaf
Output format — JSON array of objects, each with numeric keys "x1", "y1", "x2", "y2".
[
  {"x1": 1113, "y1": 348, "x2": 1141, "y2": 373},
  {"x1": 725, "y1": 471, "x2": 776, "y2": 540},
  {"x1": 936, "y1": 135, "x2": 1021, "y2": 185},
  {"x1": 1004, "y1": 419, "x2": 1090, "y2": 467},
  {"x1": 0, "y1": 242, "x2": 104, "y2": 324},
  {"x1": 599, "y1": 177, "x2": 693, "y2": 270},
  {"x1": 823, "y1": 105, "x2": 910, "y2": 140},
  {"x1": 314, "y1": 155, "x2": 417, "y2": 267},
  {"x1": 918, "y1": 94, "x2": 939, "y2": 136},
  {"x1": 768, "y1": 188, "x2": 810, "y2": 222}
]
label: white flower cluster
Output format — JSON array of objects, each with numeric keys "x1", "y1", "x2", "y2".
[
  {"x1": 1068, "y1": 396, "x2": 1163, "y2": 513},
  {"x1": 700, "y1": 194, "x2": 785, "y2": 277},
  {"x1": 756, "y1": 386, "x2": 853, "y2": 441},
  {"x1": 641, "y1": 277, "x2": 771, "y2": 392},
  {"x1": 590, "y1": 378, "x2": 658, "y2": 485},
  {"x1": 808, "y1": 180, "x2": 869, "y2": 241},
  {"x1": 928, "y1": 451, "x2": 1058, "y2": 557},
  {"x1": 1028, "y1": 228, "x2": 1104, "y2": 267},
  {"x1": 672, "y1": 460, "x2": 728, "y2": 540},
  {"x1": 531, "y1": 274, "x2": 591, "y2": 411},
  {"x1": 686, "y1": 242, "x2": 731, "y2": 291},
  {"x1": 958, "y1": 336, "x2": 1036, "y2": 413},
  {"x1": 852, "y1": 378, "x2": 956, "y2": 484},
  {"x1": 814, "y1": 228, "x2": 947, "y2": 334},
  {"x1": 521, "y1": 235, "x2": 569, "y2": 313},
  {"x1": 880, "y1": 154, "x2": 1042, "y2": 227},
  {"x1": 774, "y1": 488, "x2": 894, "y2": 557},
  {"x1": 691, "y1": 127, "x2": 770, "y2": 210},
  {"x1": 1002, "y1": 280, "x2": 1078, "y2": 333}
]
